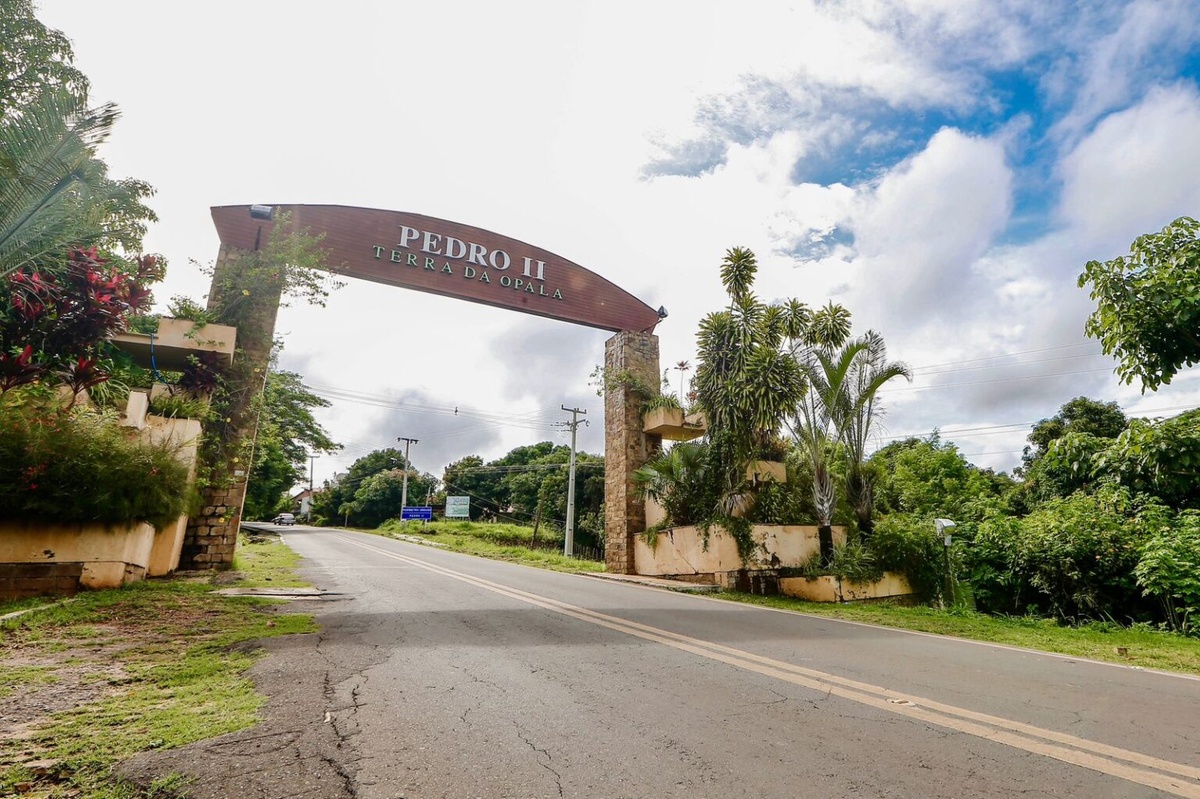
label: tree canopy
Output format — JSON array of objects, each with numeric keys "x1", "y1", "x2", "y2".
[
  {"x1": 1079, "y1": 216, "x2": 1200, "y2": 392},
  {"x1": 442, "y1": 442, "x2": 605, "y2": 548},
  {"x1": 0, "y1": 1, "x2": 156, "y2": 280},
  {"x1": 0, "y1": 0, "x2": 88, "y2": 119},
  {"x1": 243, "y1": 369, "x2": 340, "y2": 519}
]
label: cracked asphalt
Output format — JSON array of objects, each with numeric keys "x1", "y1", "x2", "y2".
[{"x1": 121, "y1": 526, "x2": 1200, "y2": 798}]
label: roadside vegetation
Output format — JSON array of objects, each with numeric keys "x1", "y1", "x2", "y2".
[
  {"x1": 346, "y1": 514, "x2": 1200, "y2": 676},
  {"x1": 0, "y1": 534, "x2": 316, "y2": 799},
  {"x1": 375, "y1": 519, "x2": 605, "y2": 573},
  {"x1": 720, "y1": 594, "x2": 1200, "y2": 676}
]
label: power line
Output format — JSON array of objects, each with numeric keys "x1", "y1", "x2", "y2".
[
  {"x1": 913, "y1": 351, "x2": 1110, "y2": 378},
  {"x1": 880, "y1": 366, "x2": 1116, "y2": 393},
  {"x1": 909, "y1": 341, "x2": 1096, "y2": 371}
]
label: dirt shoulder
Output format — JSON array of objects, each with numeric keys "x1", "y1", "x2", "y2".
[{"x1": 1, "y1": 533, "x2": 357, "y2": 799}]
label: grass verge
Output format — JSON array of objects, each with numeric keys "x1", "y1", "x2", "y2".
[
  {"x1": 0, "y1": 533, "x2": 317, "y2": 798},
  {"x1": 375, "y1": 519, "x2": 605, "y2": 573},
  {"x1": 718, "y1": 592, "x2": 1200, "y2": 676}
]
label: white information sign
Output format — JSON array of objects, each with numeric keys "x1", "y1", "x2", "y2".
[{"x1": 445, "y1": 495, "x2": 470, "y2": 518}]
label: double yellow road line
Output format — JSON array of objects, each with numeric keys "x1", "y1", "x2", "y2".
[{"x1": 337, "y1": 536, "x2": 1200, "y2": 797}]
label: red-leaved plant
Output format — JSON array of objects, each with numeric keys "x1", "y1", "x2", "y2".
[{"x1": 1, "y1": 248, "x2": 163, "y2": 395}]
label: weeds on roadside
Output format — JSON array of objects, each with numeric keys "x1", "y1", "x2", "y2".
[{"x1": 0, "y1": 537, "x2": 317, "y2": 798}]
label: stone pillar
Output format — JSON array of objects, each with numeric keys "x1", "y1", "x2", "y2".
[
  {"x1": 180, "y1": 244, "x2": 284, "y2": 570},
  {"x1": 604, "y1": 331, "x2": 661, "y2": 574}
]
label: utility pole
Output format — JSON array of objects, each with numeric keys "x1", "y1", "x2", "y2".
[
  {"x1": 306, "y1": 453, "x2": 319, "y2": 522},
  {"x1": 397, "y1": 436, "x2": 419, "y2": 510},
  {"x1": 560, "y1": 406, "x2": 587, "y2": 557}
]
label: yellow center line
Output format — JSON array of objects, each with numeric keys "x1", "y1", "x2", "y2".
[{"x1": 335, "y1": 535, "x2": 1200, "y2": 798}]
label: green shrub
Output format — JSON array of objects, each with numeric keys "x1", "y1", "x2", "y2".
[
  {"x1": 1135, "y1": 511, "x2": 1200, "y2": 633},
  {"x1": 643, "y1": 393, "x2": 683, "y2": 413},
  {"x1": 148, "y1": 392, "x2": 211, "y2": 420},
  {"x1": 827, "y1": 541, "x2": 883, "y2": 584},
  {"x1": 870, "y1": 514, "x2": 948, "y2": 602},
  {"x1": 968, "y1": 488, "x2": 1155, "y2": 622},
  {"x1": 0, "y1": 393, "x2": 192, "y2": 527}
]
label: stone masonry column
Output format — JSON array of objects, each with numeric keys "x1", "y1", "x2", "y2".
[
  {"x1": 180, "y1": 244, "x2": 284, "y2": 570},
  {"x1": 604, "y1": 331, "x2": 661, "y2": 574}
]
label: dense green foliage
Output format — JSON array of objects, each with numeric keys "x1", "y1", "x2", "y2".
[
  {"x1": 441, "y1": 442, "x2": 605, "y2": 550},
  {"x1": 0, "y1": 388, "x2": 191, "y2": 526},
  {"x1": 0, "y1": 0, "x2": 156, "y2": 282},
  {"x1": 871, "y1": 436, "x2": 1016, "y2": 522},
  {"x1": 243, "y1": 368, "x2": 339, "y2": 519},
  {"x1": 1080, "y1": 216, "x2": 1200, "y2": 392},
  {"x1": 311, "y1": 447, "x2": 437, "y2": 528},
  {"x1": 1135, "y1": 513, "x2": 1200, "y2": 633},
  {"x1": 967, "y1": 488, "x2": 1152, "y2": 621}
]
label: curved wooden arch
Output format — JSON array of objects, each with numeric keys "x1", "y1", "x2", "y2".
[{"x1": 211, "y1": 204, "x2": 663, "y2": 333}]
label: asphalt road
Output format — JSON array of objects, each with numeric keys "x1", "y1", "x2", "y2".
[{"x1": 254, "y1": 525, "x2": 1199, "y2": 798}]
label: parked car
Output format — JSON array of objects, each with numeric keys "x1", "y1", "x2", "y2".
[{"x1": 272, "y1": 512, "x2": 296, "y2": 525}]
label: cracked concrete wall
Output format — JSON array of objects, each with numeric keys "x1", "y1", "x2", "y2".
[{"x1": 603, "y1": 331, "x2": 661, "y2": 574}]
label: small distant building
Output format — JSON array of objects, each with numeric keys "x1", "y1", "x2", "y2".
[{"x1": 291, "y1": 488, "x2": 313, "y2": 519}]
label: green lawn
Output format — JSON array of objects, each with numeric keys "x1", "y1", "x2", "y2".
[
  {"x1": 375, "y1": 519, "x2": 605, "y2": 572},
  {"x1": 717, "y1": 593, "x2": 1200, "y2": 676}
]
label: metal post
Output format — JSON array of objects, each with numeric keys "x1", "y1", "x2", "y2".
[{"x1": 934, "y1": 518, "x2": 956, "y2": 607}]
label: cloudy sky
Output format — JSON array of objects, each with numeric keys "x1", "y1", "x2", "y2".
[{"x1": 36, "y1": 0, "x2": 1200, "y2": 485}]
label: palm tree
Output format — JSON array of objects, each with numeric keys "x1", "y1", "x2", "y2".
[
  {"x1": 632, "y1": 442, "x2": 707, "y2": 528},
  {"x1": 0, "y1": 89, "x2": 154, "y2": 280},
  {"x1": 694, "y1": 247, "x2": 806, "y2": 518},
  {"x1": 837, "y1": 331, "x2": 912, "y2": 539},
  {"x1": 790, "y1": 318, "x2": 856, "y2": 565},
  {"x1": 673, "y1": 360, "x2": 690, "y2": 405}
]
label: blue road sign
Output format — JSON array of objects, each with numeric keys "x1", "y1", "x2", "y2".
[{"x1": 401, "y1": 506, "x2": 433, "y2": 521}]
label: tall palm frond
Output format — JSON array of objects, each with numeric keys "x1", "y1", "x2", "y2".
[
  {"x1": 0, "y1": 90, "x2": 120, "y2": 278},
  {"x1": 835, "y1": 330, "x2": 913, "y2": 536},
  {"x1": 720, "y1": 246, "x2": 758, "y2": 308},
  {"x1": 805, "y1": 302, "x2": 853, "y2": 349},
  {"x1": 790, "y1": 338, "x2": 868, "y2": 528}
]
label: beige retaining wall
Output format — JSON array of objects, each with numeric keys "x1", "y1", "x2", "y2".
[
  {"x1": 634, "y1": 525, "x2": 914, "y2": 602},
  {"x1": 633, "y1": 524, "x2": 848, "y2": 579},
  {"x1": 779, "y1": 572, "x2": 914, "y2": 603},
  {"x1": 0, "y1": 400, "x2": 204, "y2": 599},
  {"x1": 0, "y1": 520, "x2": 158, "y2": 595}
]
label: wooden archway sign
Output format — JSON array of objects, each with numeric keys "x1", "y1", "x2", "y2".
[
  {"x1": 210, "y1": 205, "x2": 663, "y2": 333},
  {"x1": 183, "y1": 205, "x2": 662, "y2": 574}
]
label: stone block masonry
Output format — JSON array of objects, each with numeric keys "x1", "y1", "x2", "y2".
[
  {"x1": 603, "y1": 331, "x2": 661, "y2": 574},
  {"x1": 180, "y1": 244, "x2": 284, "y2": 570}
]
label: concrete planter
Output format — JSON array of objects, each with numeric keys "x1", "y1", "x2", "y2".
[
  {"x1": 0, "y1": 519, "x2": 159, "y2": 598},
  {"x1": 643, "y1": 406, "x2": 705, "y2": 441},
  {"x1": 779, "y1": 572, "x2": 914, "y2": 603},
  {"x1": 111, "y1": 317, "x2": 237, "y2": 372},
  {"x1": 0, "y1": 401, "x2": 204, "y2": 599},
  {"x1": 746, "y1": 460, "x2": 787, "y2": 483}
]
